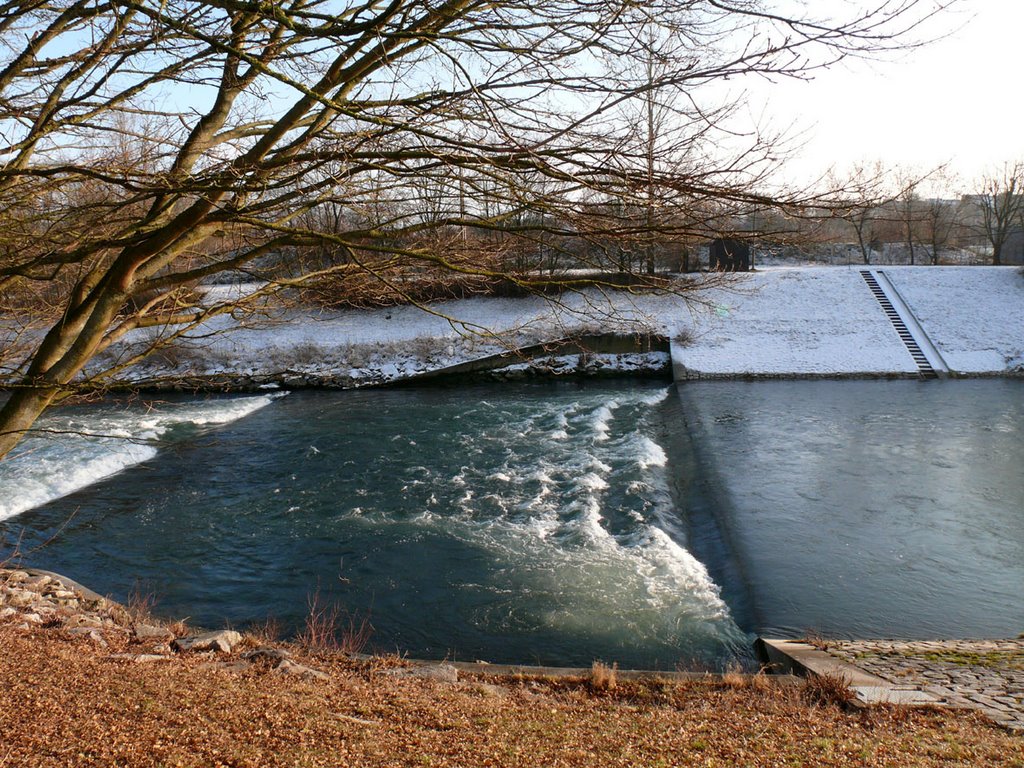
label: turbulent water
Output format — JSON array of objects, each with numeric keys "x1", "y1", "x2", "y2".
[
  {"x1": 0, "y1": 394, "x2": 283, "y2": 520},
  {"x1": 0, "y1": 383, "x2": 749, "y2": 669}
]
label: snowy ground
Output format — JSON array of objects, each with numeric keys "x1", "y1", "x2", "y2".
[
  {"x1": 674, "y1": 266, "x2": 1023, "y2": 378},
  {"x1": 5, "y1": 267, "x2": 1023, "y2": 387},
  {"x1": 675, "y1": 267, "x2": 918, "y2": 377},
  {"x1": 885, "y1": 267, "x2": 1024, "y2": 374},
  {"x1": 86, "y1": 289, "x2": 687, "y2": 386}
]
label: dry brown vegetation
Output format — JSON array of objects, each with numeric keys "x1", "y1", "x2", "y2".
[{"x1": 0, "y1": 625, "x2": 1020, "y2": 768}]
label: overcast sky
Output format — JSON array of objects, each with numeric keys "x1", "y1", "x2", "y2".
[{"x1": 743, "y1": 0, "x2": 1023, "y2": 190}]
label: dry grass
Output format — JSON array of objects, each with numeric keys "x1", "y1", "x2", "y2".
[
  {"x1": 803, "y1": 671, "x2": 857, "y2": 709},
  {"x1": 804, "y1": 629, "x2": 833, "y2": 651},
  {"x1": 296, "y1": 588, "x2": 373, "y2": 656},
  {"x1": 589, "y1": 661, "x2": 617, "y2": 692},
  {"x1": 125, "y1": 583, "x2": 158, "y2": 623},
  {"x1": 242, "y1": 617, "x2": 283, "y2": 648},
  {"x1": 0, "y1": 624, "x2": 1020, "y2": 768},
  {"x1": 722, "y1": 668, "x2": 774, "y2": 693}
]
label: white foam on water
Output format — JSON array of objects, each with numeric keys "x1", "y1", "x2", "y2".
[
  {"x1": 340, "y1": 384, "x2": 746, "y2": 654},
  {"x1": 575, "y1": 497, "x2": 612, "y2": 544},
  {"x1": 412, "y1": 496, "x2": 741, "y2": 647},
  {"x1": 624, "y1": 525, "x2": 731, "y2": 616},
  {"x1": 0, "y1": 441, "x2": 160, "y2": 522},
  {"x1": 576, "y1": 472, "x2": 609, "y2": 492},
  {"x1": 590, "y1": 401, "x2": 619, "y2": 442},
  {"x1": 639, "y1": 387, "x2": 671, "y2": 406},
  {"x1": 0, "y1": 394, "x2": 283, "y2": 521},
  {"x1": 635, "y1": 436, "x2": 668, "y2": 469}
]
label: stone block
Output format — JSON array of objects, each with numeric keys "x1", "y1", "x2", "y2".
[
  {"x1": 134, "y1": 623, "x2": 173, "y2": 641},
  {"x1": 173, "y1": 629, "x2": 243, "y2": 654},
  {"x1": 384, "y1": 663, "x2": 459, "y2": 684},
  {"x1": 274, "y1": 659, "x2": 329, "y2": 681},
  {"x1": 3, "y1": 588, "x2": 37, "y2": 608},
  {"x1": 21, "y1": 575, "x2": 52, "y2": 591}
]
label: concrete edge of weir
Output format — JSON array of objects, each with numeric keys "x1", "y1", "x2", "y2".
[{"x1": 757, "y1": 638, "x2": 942, "y2": 707}]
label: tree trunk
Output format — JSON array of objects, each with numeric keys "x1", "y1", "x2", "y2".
[
  {"x1": 0, "y1": 283, "x2": 126, "y2": 460},
  {"x1": 0, "y1": 385, "x2": 62, "y2": 459},
  {"x1": 855, "y1": 226, "x2": 870, "y2": 264}
]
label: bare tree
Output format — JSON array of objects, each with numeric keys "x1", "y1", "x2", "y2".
[
  {"x1": 828, "y1": 162, "x2": 891, "y2": 264},
  {"x1": 920, "y1": 170, "x2": 962, "y2": 265},
  {"x1": 976, "y1": 161, "x2": 1024, "y2": 265},
  {"x1": 0, "y1": 0, "x2": 954, "y2": 459},
  {"x1": 893, "y1": 166, "x2": 927, "y2": 265}
]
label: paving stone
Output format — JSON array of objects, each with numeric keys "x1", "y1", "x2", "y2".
[{"x1": 825, "y1": 638, "x2": 1024, "y2": 734}]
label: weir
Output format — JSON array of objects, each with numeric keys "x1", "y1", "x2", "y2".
[{"x1": 393, "y1": 333, "x2": 671, "y2": 383}]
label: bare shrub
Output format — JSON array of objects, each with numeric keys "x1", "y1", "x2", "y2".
[
  {"x1": 801, "y1": 672, "x2": 855, "y2": 709},
  {"x1": 673, "y1": 328, "x2": 694, "y2": 346},
  {"x1": 408, "y1": 335, "x2": 445, "y2": 361},
  {"x1": 297, "y1": 588, "x2": 373, "y2": 655},
  {"x1": 167, "y1": 619, "x2": 192, "y2": 638},
  {"x1": 590, "y1": 661, "x2": 618, "y2": 692},
  {"x1": 269, "y1": 341, "x2": 323, "y2": 369},
  {"x1": 125, "y1": 582, "x2": 158, "y2": 623},
  {"x1": 242, "y1": 617, "x2": 283, "y2": 648}
]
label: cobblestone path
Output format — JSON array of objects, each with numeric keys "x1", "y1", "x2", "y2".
[{"x1": 829, "y1": 639, "x2": 1024, "y2": 734}]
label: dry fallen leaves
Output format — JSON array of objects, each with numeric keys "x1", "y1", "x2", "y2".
[{"x1": 0, "y1": 625, "x2": 1021, "y2": 767}]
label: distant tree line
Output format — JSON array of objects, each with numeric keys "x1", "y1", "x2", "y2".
[{"x1": 784, "y1": 161, "x2": 1024, "y2": 267}]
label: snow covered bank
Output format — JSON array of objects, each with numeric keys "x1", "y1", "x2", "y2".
[
  {"x1": 85, "y1": 290, "x2": 680, "y2": 388},
  {"x1": 885, "y1": 267, "x2": 1024, "y2": 374},
  {"x1": 672, "y1": 266, "x2": 1023, "y2": 378},
  {"x1": 5, "y1": 267, "x2": 1021, "y2": 389}
]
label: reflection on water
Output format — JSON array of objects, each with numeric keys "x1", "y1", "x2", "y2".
[{"x1": 677, "y1": 379, "x2": 1024, "y2": 639}]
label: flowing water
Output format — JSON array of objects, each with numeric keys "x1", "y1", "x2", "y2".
[
  {"x1": 2, "y1": 379, "x2": 1021, "y2": 668},
  {"x1": 0, "y1": 382, "x2": 747, "y2": 669}
]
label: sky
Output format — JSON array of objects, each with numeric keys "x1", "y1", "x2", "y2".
[{"x1": 741, "y1": 0, "x2": 1024, "y2": 190}]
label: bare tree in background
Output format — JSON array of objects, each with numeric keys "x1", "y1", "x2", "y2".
[
  {"x1": 894, "y1": 166, "x2": 926, "y2": 265},
  {"x1": 0, "y1": 0, "x2": 954, "y2": 458},
  {"x1": 976, "y1": 161, "x2": 1024, "y2": 266},
  {"x1": 920, "y1": 170, "x2": 961, "y2": 265},
  {"x1": 828, "y1": 162, "x2": 890, "y2": 264}
]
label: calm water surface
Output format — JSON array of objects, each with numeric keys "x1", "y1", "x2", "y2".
[{"x1": 677, "y1": 379, "x2": 1024, "y2": 639}]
